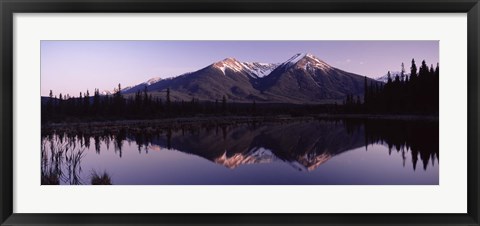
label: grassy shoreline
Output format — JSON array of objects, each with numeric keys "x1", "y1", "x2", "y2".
[{"x1": 42, "y1": 114, "x2": 438, "y2": 135}]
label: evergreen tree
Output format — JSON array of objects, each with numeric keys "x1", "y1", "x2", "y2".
[
  {"x1": 401, "y1": 62, "x2": 405, "y2": 81},
  {"x1": 113, "y1": 83, "x2": 124, "y2": 116},
  {"x1": 410, "y1": 59, "x2": 418, "y2": 81},
  {"x1": 362, "y1": 59, "x2": 439, "y2": 114},
  {"x1": 394, "y1": 74, "x2": 400, "y2": 83},
  {"x1": 58, "y1": 93, "x2": 64, "y2": 115},
  {"x1": 84, "y1": 90, "x2": 90, "y2": 114},
  {"x1": 93, "y1": 89, "x2": 100, "y2": 116}
]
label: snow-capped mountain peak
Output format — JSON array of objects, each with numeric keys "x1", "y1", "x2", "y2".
[
  {"x1": 298, "y1": 53, "x2": 332, "y2": 71},
  {"x1": 212, "y1": 57, "x2": 244, "y2": 74},
  {"x1": 305, "y1": 53, "x2": 316, "y2": 58},
  {"x1": 277, "y1": 53, "x2": 332, "y2": 73},
  {"x1": 241, "y1": 62, "x2": 280, "y2": 78},
  {"x1": 144, "y1": 77, "x2": 162, "y2": 85},
  {"x1": 101, "y1": 90, "x2": 112, "y2": 96},
  {"x1": 212, "y1": 57, "x2": 280, "y2": 79},
  {"x1": 304, "y1": 53, "x2": 324, "y2": 63},
  {"x1": 211, "y1": 53, "x2": 334, "y2": 78}
]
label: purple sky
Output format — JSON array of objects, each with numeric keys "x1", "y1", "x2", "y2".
[{"x1": 41, "y1": 41, "x2": 439, "y2": 97}]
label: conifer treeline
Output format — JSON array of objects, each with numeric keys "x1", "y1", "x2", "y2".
[
  {"x1": 345, "y1": 59, "x2": 439, "y2": 114},
  {"x1": 42, "y1": 84, "x2": 265, "y2": 122}
]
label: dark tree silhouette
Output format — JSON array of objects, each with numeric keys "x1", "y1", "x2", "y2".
[{"x1": 360, "y1": 59, "x2": 439, "y2": 115}]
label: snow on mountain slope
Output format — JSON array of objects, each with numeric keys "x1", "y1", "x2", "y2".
[
  {"x1": 279, "y1": 53, "x2": 307, "y2": 69},
  {"x1": 212, "y1": 57, "x2": 280, "y2": 79},
  {"x1": 241, "y1": 62, "x2": 280, "y2": 78},
  {"x1": 297, "y1": 53, "x2": 333, "y2": 72},
  {"x1": 276, "y1": 53, "x2": 333, "y2": 73},
  {"x1": 376, "y1": 71, "x2": 411, "y2": 83},
  {"x1": 101, "y1": 90, "x2": 112, "y2": 96},
  {"x1": 144, "y1": 77, "x2": 162, "y2": 85},
  {"x1": 212, "y1": 58, "x2": 245, "y2": 75}
]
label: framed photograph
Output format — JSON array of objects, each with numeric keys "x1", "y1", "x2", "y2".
[{"x1": 1, "y1": 0, "x2": 479, "y2": 225}]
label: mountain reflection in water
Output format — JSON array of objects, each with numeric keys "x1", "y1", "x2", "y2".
[{"x1": 41, "y1": 119, "x2": 439, "y2": 185}]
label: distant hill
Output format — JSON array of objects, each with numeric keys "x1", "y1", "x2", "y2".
[{"x1": 376, "y1": 71, "x2": 411, "y2": 83}]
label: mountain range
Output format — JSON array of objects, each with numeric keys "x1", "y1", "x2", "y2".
[{"x1": 114, "y1": 53, "x2": 381, "y2": 104}]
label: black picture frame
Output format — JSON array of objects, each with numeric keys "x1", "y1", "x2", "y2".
[{"x1": 1, "y1": 0, "x2": 479, "y2": 225}]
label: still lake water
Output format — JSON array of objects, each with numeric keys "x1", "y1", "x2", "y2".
[{"x1": 41, "y1": 119, "x2": 439, "y2": 185}]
